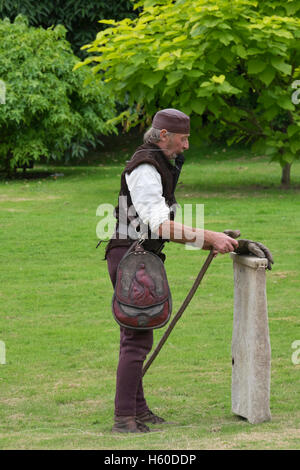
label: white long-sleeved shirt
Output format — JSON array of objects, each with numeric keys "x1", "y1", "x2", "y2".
[{"x1": 125, "y1": 163, "x2": 171, "y2": 236}]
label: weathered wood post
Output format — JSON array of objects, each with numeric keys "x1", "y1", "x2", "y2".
[{"x1": 230, "y1": 253, "x2": 271, "y2": 424}]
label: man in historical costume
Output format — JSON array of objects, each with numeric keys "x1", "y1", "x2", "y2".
[{"x1": 105, "y1": 108, "x2": 273, "y2": 433}]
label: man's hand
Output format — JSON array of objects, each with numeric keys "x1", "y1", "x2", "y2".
[
  {"x1": 208, "y1": 231, "x2": 239, "y2": 254},
  {"x1": 234, "y1": 239, "x2": 274, "y2": 270}
]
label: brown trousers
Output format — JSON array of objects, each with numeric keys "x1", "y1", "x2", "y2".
[{"x1": 107, "y1": 246, "x2": 153, "y2": 416}]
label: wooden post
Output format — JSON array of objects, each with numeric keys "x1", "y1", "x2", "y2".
[{"x1": 230, "y1": 253, "x2": 271, "y2": 424}]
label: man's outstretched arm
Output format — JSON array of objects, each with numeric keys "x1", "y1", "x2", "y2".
[{"x1": 157, "y1": 220, "x2": 239, "y2": 254}]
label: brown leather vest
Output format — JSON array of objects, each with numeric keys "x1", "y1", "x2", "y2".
[{"x1": 105, "y1": 143, "x2": 178, "y2": 258}]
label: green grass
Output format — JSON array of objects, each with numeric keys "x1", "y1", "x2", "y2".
[{"x1": 0, "y1": 138, "x2": 300, "y2": 449}]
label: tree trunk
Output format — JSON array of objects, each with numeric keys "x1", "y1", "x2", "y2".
[{"x1": 281, "y1": 163, "x2": 291, "y2": 187}]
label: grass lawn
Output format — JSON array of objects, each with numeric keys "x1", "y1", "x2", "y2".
[{"x1": 0, "y1": 137, "x2": 299, "y2": 450}]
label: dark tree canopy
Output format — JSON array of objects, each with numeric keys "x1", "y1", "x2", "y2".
[{"x1": 0, "y1": 0, "x2": 139, "y2": 56}]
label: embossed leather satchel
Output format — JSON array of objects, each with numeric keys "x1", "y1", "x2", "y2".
[{"x1": 112, "y1": 241, "x2": 172, "y2": 330}]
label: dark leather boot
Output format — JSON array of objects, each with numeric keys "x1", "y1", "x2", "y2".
[
  {"x1": 112, "y1": 415, "x2": 151, "y2": 433},
  {"x1": 136, "y1": 410, "x2": 166, "y2": 424}
]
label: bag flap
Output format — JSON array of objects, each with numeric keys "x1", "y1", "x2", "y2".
[
  {"x1": 116, "y1": 300, "x2": 165, "y2": 318},
  {"x1": 114, "y1": 250, "x2": 170, "y2": 307}
]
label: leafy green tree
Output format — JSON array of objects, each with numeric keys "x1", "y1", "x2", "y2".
[
  {"x1": 0, "y1": 15, "x2": 116, "y2": 175},
  {"x1": 76, "y1": 0, "x2": 300, "y2": 186},
  {"x1": 0, "y1": 0, "x2": 138, "y2": 57}
]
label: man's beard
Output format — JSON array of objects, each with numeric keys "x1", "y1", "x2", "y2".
[{"x1": 166, "y1": 138, "x2": 177, "y2": 160}]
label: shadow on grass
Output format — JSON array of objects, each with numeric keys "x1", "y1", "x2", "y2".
[
  {"x1": 2, "y1": 166, "x2": 300, "y2": 195},
  {"x1": 1, "y1": 130, "x2": 299, "y2": 194},
  {"x1": 0, "y1": 169, "x2": 54, "y2": 180},
  {"x1": 176, "y1": 181, "x2": 300, "y2": 195}
]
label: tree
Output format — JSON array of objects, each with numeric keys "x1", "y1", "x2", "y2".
[
  {"x1": 0, "y1": 0, "x2": 139, "y2": 57},
  {"x1": 75, "y1": 0, "x2": 300, "y2": 186},
  {"x1": 0, "y1": 15, "x2": 116, "y2": 175}
]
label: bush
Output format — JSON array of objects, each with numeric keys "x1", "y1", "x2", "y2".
[{"x1": 0, "y1": 15, "x2": 116, "y2": 175}]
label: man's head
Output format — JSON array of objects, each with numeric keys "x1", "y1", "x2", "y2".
[{"x1": 143, "y1": 108, "x2": 190, "y2": 159}]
